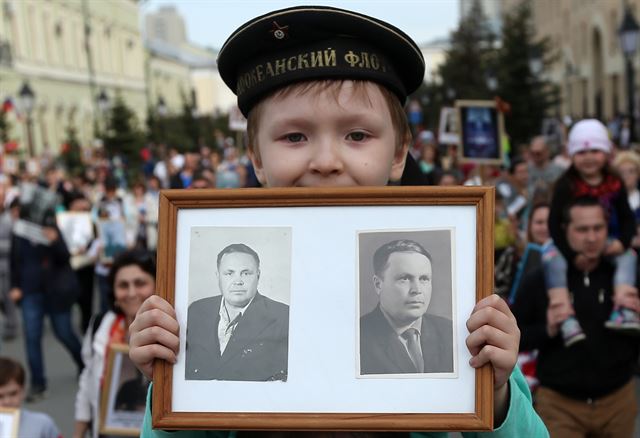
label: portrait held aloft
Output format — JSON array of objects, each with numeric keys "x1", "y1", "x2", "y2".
[
  {"x1": 359, "y1": 233, "x2": 455, "y2": 376},
  {"x1": 455, "y1": 100, "x2": 505, "y2": 165},
  {"x1": 185, "y1": 242, "x2": 289, "y2": 381},
  {"x1": 155, "y1": 187, "x2": 494, "y2": 430},
  {"x1": 100, "y1": 344, "x2": 146, "y2": 436}
]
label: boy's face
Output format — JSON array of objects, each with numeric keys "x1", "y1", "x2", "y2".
[
  {"x1": 251, "y1": 81, "x2": 408, "y2": 188},
  {"x1": 0, "y1": 380, "x2": 24, "y2": 408}
]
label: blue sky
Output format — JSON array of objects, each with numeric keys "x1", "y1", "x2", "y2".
[{"x1": 142, "y1": 1, "x2": 460, "y2": 50}]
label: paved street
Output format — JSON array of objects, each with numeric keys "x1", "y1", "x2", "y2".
[{"x1": 3, "y1": 312, "x2": 640, "y2": 437}]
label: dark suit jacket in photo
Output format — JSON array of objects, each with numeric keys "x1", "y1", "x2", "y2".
[
  {"x1": 360, "y1": 305, "x2": 454, "y2": 375},
  {"x1": 185, "y1": 292, "x2": 289, "y2": 381}
]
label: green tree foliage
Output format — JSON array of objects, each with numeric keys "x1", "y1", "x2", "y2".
[
  {"x1": 180, "y1": 91, "x2": 200, "y2": 152},
  {"x1": 103, "y1": 95, "x2": 145, "y2": 181},
  {"x1": 59, "y1": 126, "x2": 83, "y2": 176},
  {"x1": 410, "y1": 0, "x2": 558, "y2": 151},
  {"x1": 495, "y1": 1, "x2": 559, "y2": 148},
  {"x1": 148, "y1": 92, "x2": 202, "y2": 153},
  {"x1": 0, "y1": 109, "x2": 9, "y2": 144},
  {"x1": 437, "y1": 0, "x2": 496, "y2": 101}
]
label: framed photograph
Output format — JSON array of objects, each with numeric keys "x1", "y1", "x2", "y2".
[
  {"x1": 0, "y1": 408, "x2": 20, "y2": 438},
  {"x1": 26, "y1": 158, "x2": 41, "y2": 176},
  {"x1": 153, "y1": 187, "x2": 495, "y2": 431},
  {"x1": 455, "y1": 100, "x2": 505, "y2": 165},
  {"x1": 2, "y1": 156, "x2": 18, "y2": 175},
  {"x1": 56, "y1": 211, "x2": 94, "y2": 255},
  {"x1": 438, "y1": 107, "x2": 460, "y2": 146},
  {"x1": 100, "y1": 343, "x2": 148, "y2": 436},
  {"x1": 358, "y1": 229, "x2": 455, "y2": 377},
  {"x1": 97, "y1": 219, "x2": 128, "y2": 264}
]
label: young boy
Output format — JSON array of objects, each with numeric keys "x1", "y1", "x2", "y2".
[
  {"x1": 0, "y1": 357, "x2": 61, "y2": 438},
  {"x1": 129, "y1": 6, "x2": 548, "y2": 437}
]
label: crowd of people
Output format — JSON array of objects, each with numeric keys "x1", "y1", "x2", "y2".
[
  {"x1": 2, "y1": 114, "x2": 640, "y2": 437},
  {"x1": 2, "y1": 113, "x2": 640, "y2": 437},
  {"x1": 2, "y1": 4, "x2": 640, "y2": 437}
]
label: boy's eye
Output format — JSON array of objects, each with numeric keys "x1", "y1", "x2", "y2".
[
  {"x1": 347, "y1": 131, "x2": 368, "y2": 142},
  {"x1": 285, "y1": 133, "x2": 306, "y2": 142}
]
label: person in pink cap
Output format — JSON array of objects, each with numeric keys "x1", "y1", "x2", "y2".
[{"x1": 545, "y1": 119, "x2": 640, "y2": 346}]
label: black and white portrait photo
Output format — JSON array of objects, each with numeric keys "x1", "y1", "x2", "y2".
[
  {"x1": 185, "y1": 227, "x2": 291, "y2": 382},
  {"x1": 100, "y1": 345, "x2": 146, "y2": 436},
  {"x1": 358, "y1": 230, "x2": 455, "y2": 376}
]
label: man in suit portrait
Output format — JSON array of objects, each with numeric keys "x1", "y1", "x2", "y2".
[
  {"x1": 185, "y1": 243, "x2": 289, "y2": 381},
  {"x1": 360, "y1": 239, "x2": 453, "y2": 375}
]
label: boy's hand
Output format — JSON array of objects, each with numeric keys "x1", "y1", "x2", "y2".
[
  {"x1": 465, "y1": 294, "x2": 519, "y2": 423},
  {"x1": 129, "y1": 295, "x2": 180, "y2": 380}
]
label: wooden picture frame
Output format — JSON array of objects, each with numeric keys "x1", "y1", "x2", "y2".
[
  {"x1": 100, "y1": 343, "x2": 147, "y2": 436},
  {"x1": 153, "y1": 186, "x2": 495, "y2": 431},
  {"x1": 455, "y1": 100, "x2": 505, "y2": 165},
  {"x1": 0, "y1": 408, "x2": 20, "y2": 438}
]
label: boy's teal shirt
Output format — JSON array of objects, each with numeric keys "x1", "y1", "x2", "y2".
[{"x1": 140, "y1": 367, "x2": 548, "y2": 438}]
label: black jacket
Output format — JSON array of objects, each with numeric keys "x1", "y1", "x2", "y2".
[
  {"x1": 360, "y1": 305, "x2": 453, "y2": 374},
  {"x1": 185, "y1": 292, "x2": 289, "y2": 381},
  {"x1": 512, "y1": 261, "x2": 639, "y2": 400}
]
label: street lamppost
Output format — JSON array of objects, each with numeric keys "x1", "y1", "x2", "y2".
[
  {"x1": 18, "y1": 82, "x2": 35, "y2": 158},
  {"x1": 97, "y1": 90, "x2": 109, "y2": 114},
  {"x1": 157, "y1": 96, "x2": 168, "y2": 142},
  {"x1": 619, "y1": 6, "x2": 640, "y2": 142},
  {"x1": 485, "y1": 68, "x2": 498, "y2": 93},
  {"x1": 97, "y1": 90, "x2": 109, "y2": 137},
  {"x1": 528, "y1": 47, "x2": 543, "y2": 77}
]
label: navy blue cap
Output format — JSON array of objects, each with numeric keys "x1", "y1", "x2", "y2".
[{"x1": 217, "y1": 5, "x2": 425, "y2": 116}]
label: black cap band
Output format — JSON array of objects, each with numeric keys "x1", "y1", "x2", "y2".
[
  {"x1": 217, "y1": 6, "x2": 425, "y2": 117},
  {"x1": 235, "y1": 37, "x2": 405, "y2": 116}
]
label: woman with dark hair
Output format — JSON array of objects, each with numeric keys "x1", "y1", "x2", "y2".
[
  {"x1": 74, "y1": 249, "x2": 155, "y2": 438},
  {"x1": 495, "y1": 202, "x2": 551, "y2": 302}
]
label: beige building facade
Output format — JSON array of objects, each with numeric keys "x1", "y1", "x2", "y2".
[
  {"x1": 0, "y1": 0, "x2": 147, "y2": 157},
  {"x1": 143, "y1": 6, "x2": 235, "y2": 117},
  {"x1": 503, "y1": 0, "x2": 639, "y2": 121},
  {"x1": 421, "y1": 38, "x2": 450, "y2": 84},
  {"x1": 145, "y1": 39, "x2": 195, "y2": 117}
]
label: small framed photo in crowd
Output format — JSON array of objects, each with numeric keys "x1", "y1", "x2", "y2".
[
  {"x1": 0, "y1": 408, "x2": 20, "y2": 438},
  {"x1": 26, "y1": 158, "x2": 41, "y2": 176},
  {"x1": 1, "y1": 156, "x2": 18, "y2": 175},
  {"x1": 99, "y1": 343, "x2": 148, "y2": 436},
  {"x1": 152, "y1": 187, "x2": 495, "y2": 432},
  {"x1": 56, "y1": 212, "x2": 94, "y2": 255},
  {"x1": 97, "y1": 219, "x2": 128, "y2": 264},
  {"x1": 438, "y1": 107, "x2": 460, "y2": 146},
  {"x1": 455, "y1": 100, "x2": 505, "y2": 165}
]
